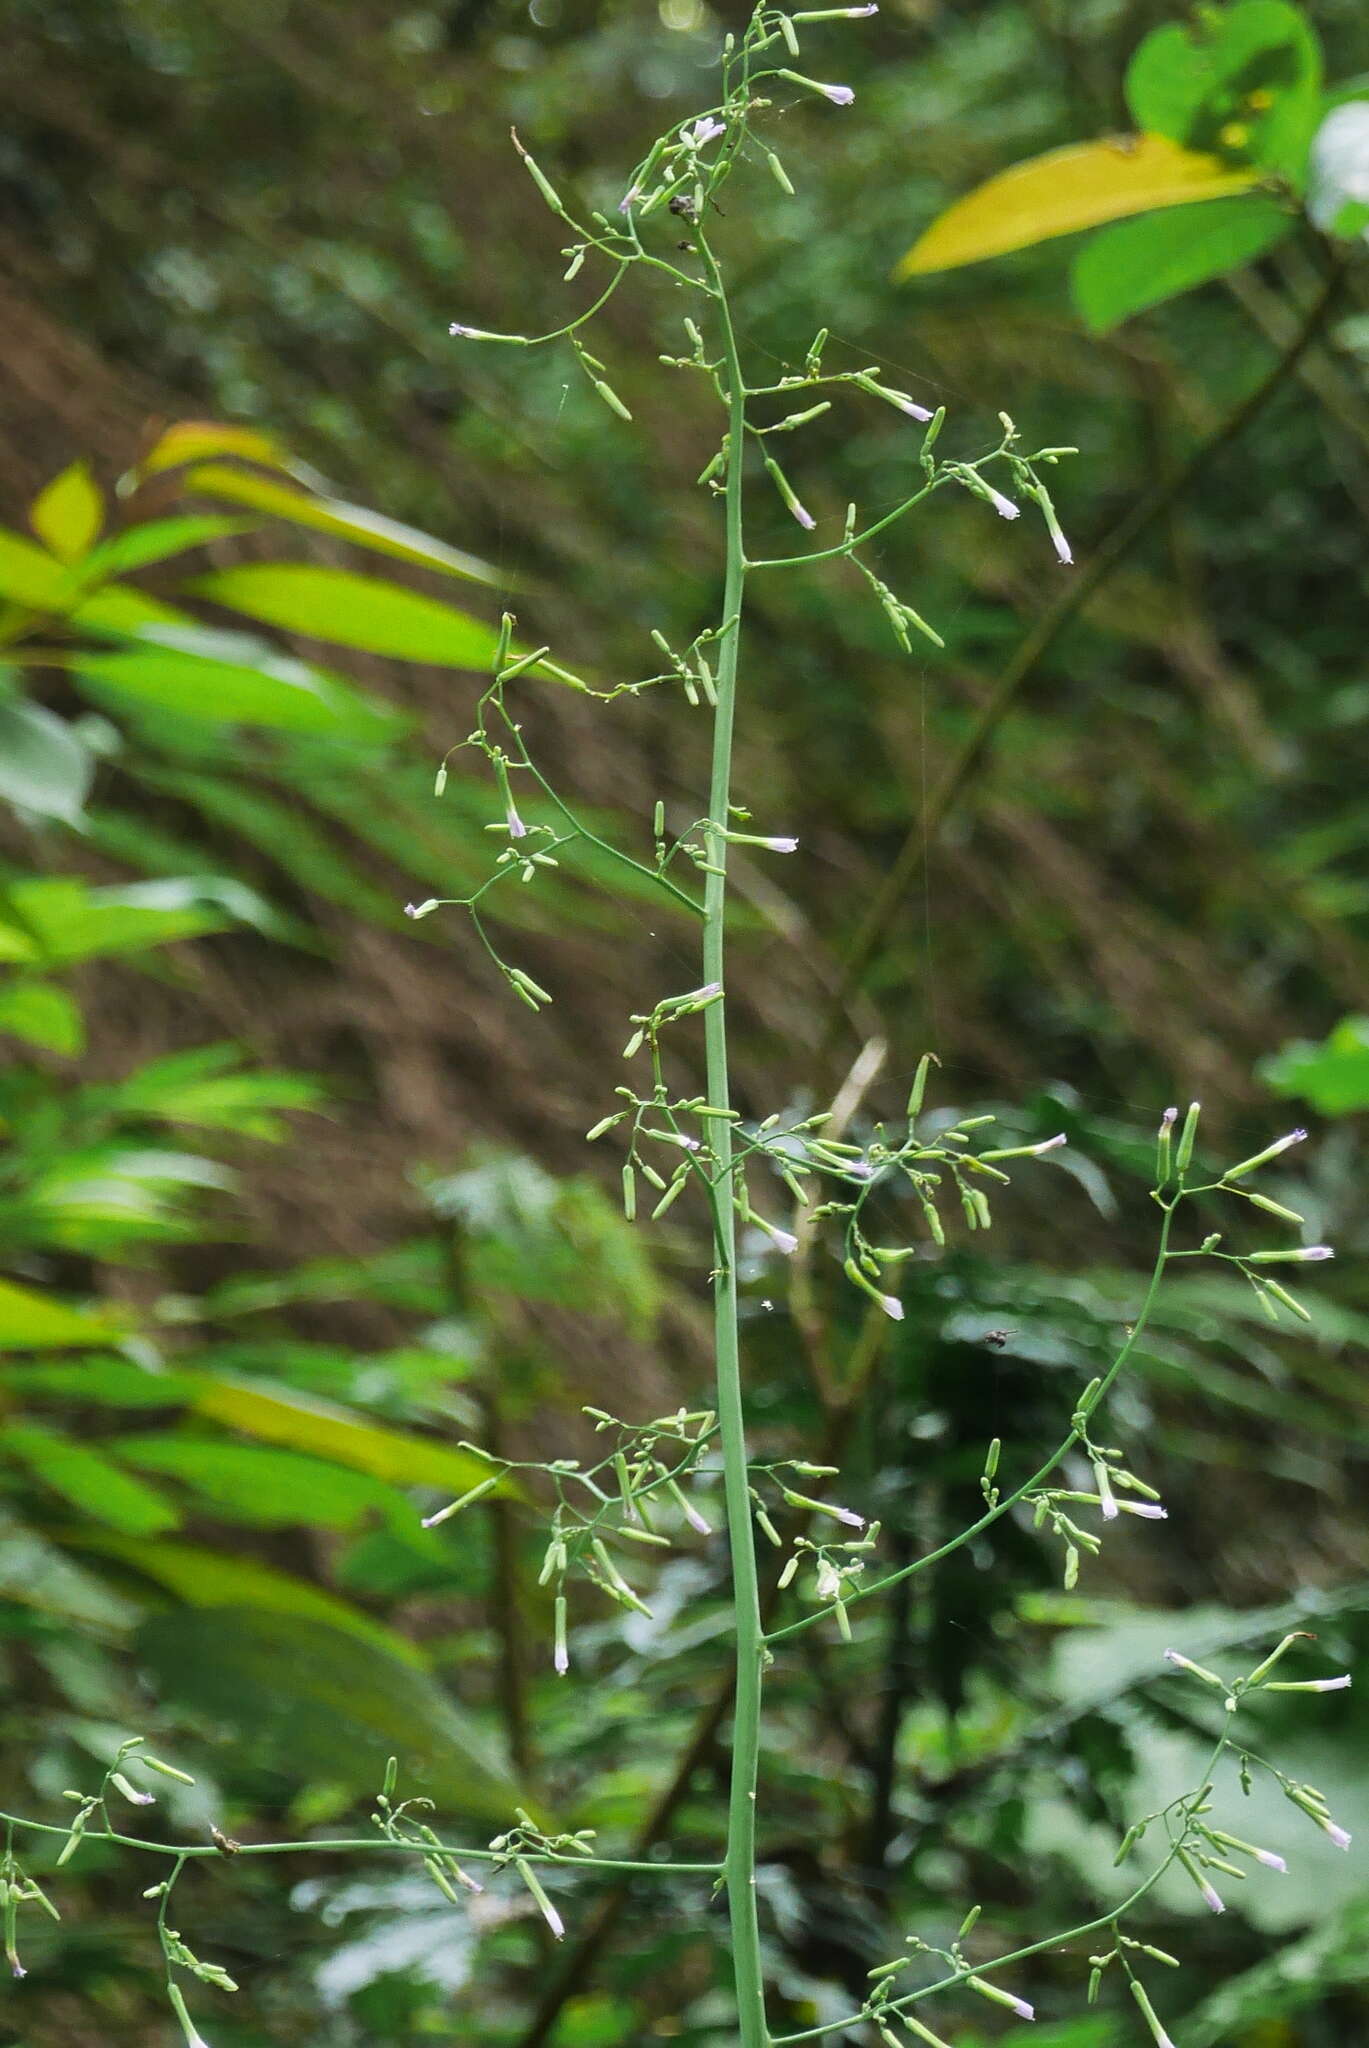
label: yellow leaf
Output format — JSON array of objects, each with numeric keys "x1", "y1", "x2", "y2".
[{"x1": 897, "y1": 133, "x2": 1259, "y2": 278}]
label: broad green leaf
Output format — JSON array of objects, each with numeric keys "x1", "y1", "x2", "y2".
[
  {"x1": 185, "y1": 1372, "x2": 500, "y2": 1498},
  {"x1": 1126, "y1": 0, "x2": 1322, "y2": 185},
  {"x1": 73, "y1": 622, "x2": 396, "y2": 737},
  {"x1": 4, "y1": 1423, "x2": 180, "y2": 1535},
  {"x1": 29, "y1": 461, "x2": 104, "y2": 562},
  {"x1": 138, "y1": 420, "x2": 306, "y2": 480},
  {"x1": 0, "y1": 978, "x2": 85, "y2": 1055},
  {"x1": 113, "y1": 1436, "x2": 409, "y2": 1528},
  {"x1": 78, "y1": 1535, "x2": 426, "y2": 1663},
  {"x1": 182, "y1": 462, "x2": 500, "y2": 586},
  {"x1": 0, "y1": 877, "x2": 232, "y2": 964},
  {"x1": 0, "y1": 1277, "x2": 122, "y2": 1350},
  {"x1": 1183, "y1": 1890, "x2": 1369, "y2": 2046},
  {"x1": 1071, "y1": 193, "x2": 1293, "y2": 332},
  {"x1": 897, "y1": 134, "x2": 1258, "y2": 277},
  {"x1": 4, "y1": 1357, "x2": 195, "y2": 1405},
  {"x1": 1260, "y1": 1014, "x2": 1369, "y2": 1114},
  {"x1": 70, "y1": 583, "x2": 195, "y2": 637},
  {"x1": 0, "y1": 1511, "x2": 138, "y2": 1629},
  {"x1": 186, "y1": 563, "x2": 499, "y2": 666},
  {"x1": 0, "y1": 699, "x2": 92, "y2": 823},
  {"x1": 80, "y1": 514, "x2": 256, "y2": 582},
  {"x1": 0, "y1": 528, "x2": 70, "y2": 610},
  {"x1": 135, "y1": 1607, "x2": 518, "y2": 1815}
]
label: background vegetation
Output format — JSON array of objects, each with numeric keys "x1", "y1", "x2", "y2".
[{"x1": 2, "y1": 1, "x2": 1369, "y2": 2043}]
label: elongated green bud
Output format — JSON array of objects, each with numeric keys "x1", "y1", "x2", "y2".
[
  {"x1": 1175, "y1": 1100, "x2": 1201, "y2": 1174},
  {"x1": 422, "y1": 1475, "x2": 501, "y2": 1530},
  {"x1": 767, "y1": 150, "x2": 795, "y2": 195},
  {"x1": 511, "y1": 129, "x2": 569, "y2": 218}
]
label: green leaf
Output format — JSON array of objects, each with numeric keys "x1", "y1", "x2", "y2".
[
  {"x1": 112, "y1": 1436, "x2": 409, "y2": 1529},
  {"x1": 897, "y1": 134, "x2": 1259, "y2": 277},
  {"x1": 3, "y1": 1358, "x2": 195, "y2": 1405},
  {"x1": 0, "y1": 1278, "x2": 123, "y2": 1350},
  {"x1": 184, "y1": 1372, "x2": 502, "y2": 1497},
  {"x1": 0, "y1": 1510, "x2": 138, "y2": 1629},
  {"x1": 0, "y1": 877, "x2": 234, "y2": 964},
  {"x1": 186, "y1": 563, "x2": 500, "y2": 666},
  {"x1": 80, "y1": 514, "x2": 256, "y2": 582},
  {"x1": 135, "y1": 1606, "x2": 518, "y2": 1815},
  {"x1": 76, "y1": 1535, "x2": 427, "y2": 1663},
  {"x1": 0, "y1": 978, "x2": 85, "y2": 1055},
  {"x1": 0, "y1": 528, "x2": 70, "y2": 610},
  {"x1": 69, "y1": 583, "x2": 195, "y2": 637},
  {"x1": 0, "y1": 699, "x2": 93, "y2": 823},
  {"x1": 1259, "y1": 1014, "x2": 1369, "y2": 1113},
  {"x1": 1126, "y1": 0, "x2": 1322, "y2": 185},
  {"x1": 4, "y1": 1423, "x2": 180, "y2": 1535},
  {"x1": 181, "y1": 462, "x2": 501, "y2": 585},
  {"x1": 73, "y1": 622, "x2": 397, "y2": 737},
  {"x1": 1071, "y1": 192, "x2": 1293, "y2": 332},
  {"x1": 11, "y1": 1145, "x2": 235, "y2": 1253},
  {"x1": 101, "y1": 1044, "x2": 323, "y2": 1139},
  {"x1": 29, "y1": 461, "x2": 105, "y2": 562},
  {"x1": 137, "y1": 420, "x2": 308, "y2": 481}
]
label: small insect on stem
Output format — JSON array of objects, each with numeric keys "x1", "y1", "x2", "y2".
[{"x1": 211, "y1": 1827, "x2": 242, "y2": 1857}]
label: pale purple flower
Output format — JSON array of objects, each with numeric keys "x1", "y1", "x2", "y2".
[
  {"x1": 1119, "y1": 1501, "x2": 1167, "y2": 1520},
  {"x1": 554, "y1": 1639, "x2": 569, "y2": 1676},
  {"x1": 878, "y1": 1293, "x2": 904, "y2": 1320},
  {"x1": 540, "y1": 1898, "x2": 566, "y2": 1940},
  {"x1": 791, "y1": 499, "x2": 816, "y2": 531},
  {"x1": 815, "y1": 1558, "x2": 842, "y2": 1601},
  {"x1": 449, "y1": 322, "x2": 478, "y2": 337},
  {"x1": 1051, "y1": 527, "x2": 1073, "y2": 566},
  {"x1": 1200, "y1": 1879, "x2": 1225, "y2": 1913},
  {"x1": 1255, "y1": 1849, "x2": 1288, "y2": 1872},
  {"x1": 1302, "y1": 1246, "x2": 1334, "y2": 1261},
  {"x1": 404, "y1": 899, "x2": 438, "y2": 920},
  {"x1": 986, "y1": 485, "x2": 1020, "y2": 521},
  {"x1": 683, "y1": 1500, "x2": 713, "y2": 1537},
  {"x1": 767, "y1": 1227, "x2": 800, "y2": 1255},
  {"x1": 507, "y1": 804, "x2": 528, "y2": 839},
  {"x1": 1028, "y1": 1132, "x2": 1067, "y2": 1154},
  {"x1": 819, "y1": 82, "x2": 856, "y2": 105},
  {"x1": 831, "y1": 1505, "x2": 866, "y2": 1528},
  {"x1": 1005, "y1": 1996, "x2": 1035, "y2": 2022},
  {"x1": 617, "y1": 186, "x2": 641, "y2": 214},
  {"x1": 685, "y1": 116, "x2": 726, "y2": 146},
  {"x1": 1322, "y1": 1819, "x2": 1352, "y2": 1850},
  {"x1": 895, "y1": 396, "x2": 934, "y2": 421},
  {"x1": 762, "y1": 836, "x2": 799, "y2": 853}
]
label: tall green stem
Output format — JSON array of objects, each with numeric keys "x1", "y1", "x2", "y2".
[{"x1": 702, "y1": 241, "x2": 769, "y2": 2048}]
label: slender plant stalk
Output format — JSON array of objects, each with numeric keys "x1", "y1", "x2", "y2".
[{"x1": 700, "y1": 235, "x2": 770, "y2": 2048}]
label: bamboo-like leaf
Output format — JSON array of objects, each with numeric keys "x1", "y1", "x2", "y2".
[
  {"x1": 896, "y1": 134, "x2": 1259, "y2": 278},
  {"x1": 0, "y1": 1277, "x2": 122, "y2": 1350},
  {"x1": 182, "y1": 462, "x2": 501, "y2": 586},
  {"x1": 0, "y1": 699, "x2": 93, "y2": 824},
  {"x1": 187, "y1": 562, "x2": 499, "y2": 666},
  {"x1": 4, "y1": 1424, "x2": 180, "y2": 1535}
]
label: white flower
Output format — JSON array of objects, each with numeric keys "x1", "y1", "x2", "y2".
[
  {"x1": 1255, "y1": 1849, "x2": 1288, "y2": 1872},
  {"x1": 1307, "y1": 102, "x2": 1369, "y2": 237},
  {"x1": 819, "y1": 82, "x2": 855, "y2": 105},
  {"x1": 985, "y1": 484, "x2": 1020, "y2": 521}
]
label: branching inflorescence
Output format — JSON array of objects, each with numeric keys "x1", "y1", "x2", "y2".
[{"x1": 2, "y1": 9, "x2": 1350, "y2": 2048}]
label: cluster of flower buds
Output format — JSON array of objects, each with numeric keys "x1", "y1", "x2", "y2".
[{"x1": 488, "y1": 1810, "x2": 598, "y2": 1941}]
